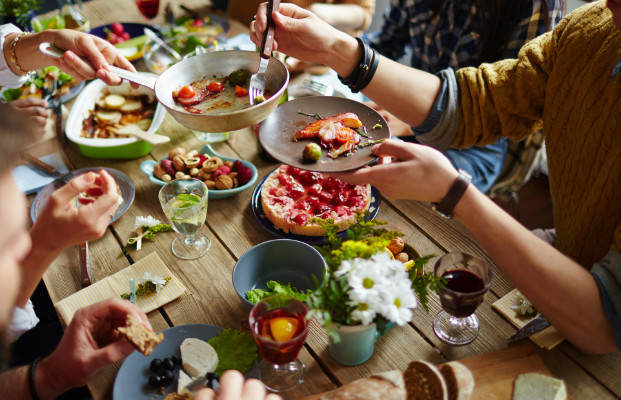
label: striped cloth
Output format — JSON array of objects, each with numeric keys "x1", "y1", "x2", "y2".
[{"x1": 55, "y1": 252, "x2": 186, "y2": 324}]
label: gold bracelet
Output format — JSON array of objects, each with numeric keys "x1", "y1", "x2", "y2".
[{"x1": 9, "y1": 31, "x2": 33, "y2": 75}]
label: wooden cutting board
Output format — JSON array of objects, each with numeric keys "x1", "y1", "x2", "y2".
[{"x1": 302, "y1": 343, "x2": 551, "y2": 400}]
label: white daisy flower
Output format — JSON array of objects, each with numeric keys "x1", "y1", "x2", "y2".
[
  {"x1": 134, "y1": 215, "x2": 162, "y2": 230},
  {"x1": 350, "y1": 303, "x2": 377, "y2": 326},
  {"x1": 138, "y1": 272, "x2": 168, "y2": 292},
  {"x1": 379, "y1": 280, "x2": 418, "y2": 326}
]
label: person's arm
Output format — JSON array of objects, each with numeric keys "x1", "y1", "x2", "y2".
[
  {"x1": 308, "y1": 3, "x2": 369, "y2": 33},
  {"x1": 15, "y1": 170, "x2": 119, "y2": 308},
  {"x1": 2, "y1": 28, "x2": 136, "y2": 86},
  {"x1": 250, "y1": 3, "x2": 442, "y2": 127},
  {"x1": 0, "y1": 298, "x2": 148, "y2": 399}
]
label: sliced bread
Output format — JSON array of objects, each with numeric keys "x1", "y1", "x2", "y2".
[
  {"x1": 318, "y1": 370, "x2": 407, "y2": 400},
  {"x1": 513, "y1": 373, "x2": 567, "y2": 400},
  {"x1": 404, "y1": 360, "x2": 448, "y2": 400},
  {"x1": 439, "y1": 362, "x2": 474, "y2": 400},
  {"x1": 180, "y1": 338, "x2": 219, "y2": 377},
  {"x1": 117, "y1": 314, "x2": 163, "y2": 356}
]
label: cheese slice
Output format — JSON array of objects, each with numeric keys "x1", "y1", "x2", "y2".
[
  {"x1": 180, "y1": 338, "x2": 219, "y2": 377},
  {"x1": 177, "y1": 369, "x2": 193, "y2": 394},
  {"x1": 513, "y1": 373, "x2": 567, "y2": 400}
]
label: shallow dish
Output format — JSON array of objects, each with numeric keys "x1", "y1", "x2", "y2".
[
  {"x1": 113, "y1": 324, "x2": 259, "y2": 399},
  {"x1": 232, "y1": 239, "x2": 326, "y2": 310},
  {"x1": 89, "y1": 23, "x2": 159, "y2": 61},
  {"x1": 139, "y1": 144, "x2": 258, "y2": 199},
  {"x1": 30, "y1": 167, "x2": 134, "y2": 224},
  {"x1": 250, "y1": 168, "x2": 381, "y2": 245},
  {"x1": 65, "y1": 76, "x2": 166, "y2": 159}
]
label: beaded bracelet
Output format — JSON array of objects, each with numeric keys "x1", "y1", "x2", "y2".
[
  {"x1": 29, "y1": 357, "x2": 42, "y2": 400},
  {"x1": 9, "y1": 31, "x2": 32, "y2": 75}
]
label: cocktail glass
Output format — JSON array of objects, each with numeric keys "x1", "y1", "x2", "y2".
[
  {"x1": 158, "y1": 179, "x2": 210, "y2": 259},
  {"x1": 249, "y1": 295, "x2": 309, "y2": 392},
  {"x1": 433, "y1": 252, "x2": 493, "y2": 345},
  {"x1": 135, "y1": 0, "x2": 159, "y2": 19}
]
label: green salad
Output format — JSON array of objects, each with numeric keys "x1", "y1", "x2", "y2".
[{"x1": 246, "y1": 281, "x2": 312, "y2": 304}]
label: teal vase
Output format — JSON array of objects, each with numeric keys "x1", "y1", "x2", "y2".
[{"x1": 328, "y1": 323, "x2": 381, "y2": 366}]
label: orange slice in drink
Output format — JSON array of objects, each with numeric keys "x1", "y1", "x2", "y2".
[{"x1": 269, "y1": 317, "x2": 299, "y2": 342}]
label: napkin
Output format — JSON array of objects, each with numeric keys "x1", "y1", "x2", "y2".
[
  {"x1": 55, "y1": 252, "x2": 186, "y2": 325},
  {"x1": 492, "y1": 288, "x2": 565, "y2": 350},
  {"x1": 12, "y1": 152, "x2": 70, "y2": 195}
]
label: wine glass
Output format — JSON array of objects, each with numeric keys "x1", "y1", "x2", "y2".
[
  {"x1": 158, "y1": 179, "x2": 210, "y2": 259},
  {"x1": 135, "y1": 0, "x2": 160, "y2": 19},
  {"x1": 249, "y1": 295, "x2": 309, "y2": 392},
  {"x1": 433, "y1": 252, "x2": 493, "y2": 345}
]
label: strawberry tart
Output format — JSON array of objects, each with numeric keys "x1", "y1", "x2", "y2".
[{"x1": 260, "y1": 165, "x2": 371, "y2": 236}]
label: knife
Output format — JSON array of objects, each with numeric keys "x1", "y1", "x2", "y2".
[
  {"x1": 79, "y1": 241, "x2": 91, "y2": 287},
  {"x1": 507, "y1": 314, "x2": 551, "y2": 344}
]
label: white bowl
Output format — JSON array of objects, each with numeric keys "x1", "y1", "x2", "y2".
[{"x1": 65, "y1": 74, "x2": 166, "y2": 159}]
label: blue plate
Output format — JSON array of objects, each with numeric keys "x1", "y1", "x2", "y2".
[
  {"x1": 30, "y1": 167, "x2": 135, "y2": 224},
  {"x1": 113, "y1": 324, "x2": 260, "y2": 400},
  {"x1": 89, "y1": 23, "x2": 160, "y2": 61},
  {"x1": 139, "y1": 144, "x2": 258, "y2": 199},
  {"x1": 251, "y1": 168, "x2": 381, "y2": 245}
]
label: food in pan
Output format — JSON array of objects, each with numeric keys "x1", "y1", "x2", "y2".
[
  {"x1": 260, "y1": 165, "x2": 371, "y2": 236},
  {"x1": 80, "y1": 90, "x2": 157, "y2": 138}
]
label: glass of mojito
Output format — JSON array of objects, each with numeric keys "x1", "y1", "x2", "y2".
[{"x1": 158, "y1": 179, "x2": 210, "y2": 259}]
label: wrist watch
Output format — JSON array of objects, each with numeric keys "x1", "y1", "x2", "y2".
[{"x1": 432, "y1": 169, "x2": 472, "y2": 219}]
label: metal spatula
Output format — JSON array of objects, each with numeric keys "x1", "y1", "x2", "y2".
[{"x1": 249, "y1": 0, "x2": 280, "y2": 105}]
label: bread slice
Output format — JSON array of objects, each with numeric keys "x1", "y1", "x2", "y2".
[
  {"x1": 117, "y1": 314, "x2": 163, "y2": 356},
  {"x1": 513, "y1": 373, "x2": 567, "y2": 400},
  {"x1": 318, "y1": 370, "x2": 406, "y2": 400},
  {"x1": 439, "y1": 362, "x2": 474, "y2": 400},
  {"x1": 180, "y1": 338, "x2": 219, "y2": 377},
  {"x1": 404, "y1": 361, "x2": 448, "y2": 400}
]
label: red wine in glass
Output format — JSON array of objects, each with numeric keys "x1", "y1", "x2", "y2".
[
  {"x1": 433, "y1": 253, "x2": 492, "y2": 345},
  {"x1": 136, "y1": 0, "x2": 159, "y2": 19},
  {"x1": 440, "y1": 269, "x2": 485, "y2": 317}
]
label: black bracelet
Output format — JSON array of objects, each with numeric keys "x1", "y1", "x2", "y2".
[
  {"x1": 353, "y1": 47, "x2": 380, "y2": 93},
  {"x1": 338, "y1": 37, "x2": 370, "y2": 89},
  {"x1": 29, "y1": 357, "x2": 42, "y2": 400}
]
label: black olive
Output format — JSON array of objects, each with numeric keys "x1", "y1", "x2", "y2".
[
  {"x1": 206, "y1": 372, "x2": 219, "y2": 382},
  {"x1": 171, "y1": 355, "x2": 181, "y2": 365},
  {"x1": 163, "y1": 358, "x2": 175, "y2": 370},
  {"x1": 161, "y1": 369, "x2": 175, "y2": 386},
  {"x1": 148, "y1": 374, "x2": 162, "y2": 387},
  {"x1": 149, "y1": 358, "x2": 162, "y2": 372}
]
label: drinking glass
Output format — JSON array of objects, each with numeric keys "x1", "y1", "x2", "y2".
[
  {"x1": 135, "y1": 0, "x2": 159, "y2": 19},
  {"x1": 433, "y1": 252, "x2": 493, "y2": 345},
  {"x1": 249, "y1": 295, "x2": 309, "y2": 392},
  {"x1": 158, "y1": 179, "x2": 210, "y2": 259}
]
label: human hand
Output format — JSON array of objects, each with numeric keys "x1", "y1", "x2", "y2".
[
  {"x1": 365, "y1": 101, "x2": 414, "y2": 138},
  {"x1": 38, "y1": 298, "x2": 150, "y2": 392},
  {"x1": 29, "y1": 169, "x2": 119, "y2": 252},
  {"x1": 195, "y1": 370, "x2": 282, "y2": 400},
  {"x1": 42, "y1": 29, "x2": 137, "y2": 86},
  {"x1": 328, "y1": 139, "x2": 459, "y2": 202},
  {"x1": 250, "y1": 2, "x2": 346, "y2": 67},
  {"x1": 3, "y1": 98, "x2": 48, "y2": 139}
]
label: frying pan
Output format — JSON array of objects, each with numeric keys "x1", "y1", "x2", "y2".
[{"x1": 40, "y1": 43, "x2": 289, "y2": 133}]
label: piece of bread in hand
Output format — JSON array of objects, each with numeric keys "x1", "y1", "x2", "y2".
[
  {"x1": 404, "y1": 360, "x2": 448, "y2": 400},
  {"x1": 319, "y1": 370, "x2": 406, "y2": 400},
  {"x1": 117, "y1": 314, "x2": 163, "y2": 356},
  {"x1": 513, "y1": 373, "x2": 567, "y2": 400},
  {"x1": 439, "y1": 362, "x2": 474, "y2": 400}
]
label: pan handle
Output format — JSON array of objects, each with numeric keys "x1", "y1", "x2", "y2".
[{"x1": 39, "y1": 42, "x2": 157, "y2": 90}]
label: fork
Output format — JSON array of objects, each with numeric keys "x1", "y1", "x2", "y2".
[
  {"x1": 249, "y1": 0, "x2": 280, "y2": 105},
  {"x1": 301, "y1": 80, "x2": 334, "y2": 97}
]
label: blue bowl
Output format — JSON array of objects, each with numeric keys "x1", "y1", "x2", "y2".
[
  {"x1": 232, "y1": 239, "x2": 326, "y2": 310},
  {"x1": 139, "y1": 144, "x2": 258, "y2": 199}
]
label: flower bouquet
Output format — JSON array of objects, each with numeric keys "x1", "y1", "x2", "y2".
[{"x1": 307, "y1": 213, "x2": 441, "y2": 346}]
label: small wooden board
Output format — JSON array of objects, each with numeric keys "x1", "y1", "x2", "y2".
[{"x1": 302, "y1": 343, "x2": 550, "y2": 400}]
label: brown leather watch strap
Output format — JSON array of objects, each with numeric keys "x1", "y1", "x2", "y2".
[{"x1": 432, "y1": 169, "x2": 472, "y2": 219}]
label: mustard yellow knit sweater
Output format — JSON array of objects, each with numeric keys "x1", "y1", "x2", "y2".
[{"x1": 455, "y1": 1, "x2": 621, "y2": 267}]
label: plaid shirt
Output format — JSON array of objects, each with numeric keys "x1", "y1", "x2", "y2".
[{"x1": 366, "y1": 0, "x2": 565, "y2": 72}]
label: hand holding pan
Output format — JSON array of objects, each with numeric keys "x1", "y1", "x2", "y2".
[{"x1": 39, "y1": 43, "x2": 289, "y2": 133}]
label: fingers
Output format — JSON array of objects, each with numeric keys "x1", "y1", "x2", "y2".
[
  {"x1": 51, "y1": 171, "x2": 97, "y2": 205},
  {"x1": 217, "y1": 370, "x2": 246, "y2": 399},
  {"x1": 11, "y1": 97, "x2": 48, "y2": 109},
  {"x1": 195, "y1": 388, "x2": 216, "y2": 400},
  {"x1": 77, "y1": 297, "x2": 151, "y2": 330},
  {"x1": 371, "y1": 139, "x2": 417, "y2": 161}
]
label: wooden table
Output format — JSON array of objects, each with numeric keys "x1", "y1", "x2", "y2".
[{"x1": 30, "y1": 1, "x2": 621, "y2": 399}]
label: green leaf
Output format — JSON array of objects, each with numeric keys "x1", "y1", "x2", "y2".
[
  {"x1": 245, "y1": 281, "x2": 312, "y2": 304},
  {"x1": 2, "y1": 88, "x2": 22, "y2": 102},
  {"x1": 207, "y1": 329, "x2": 258, "y2": 375}
]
